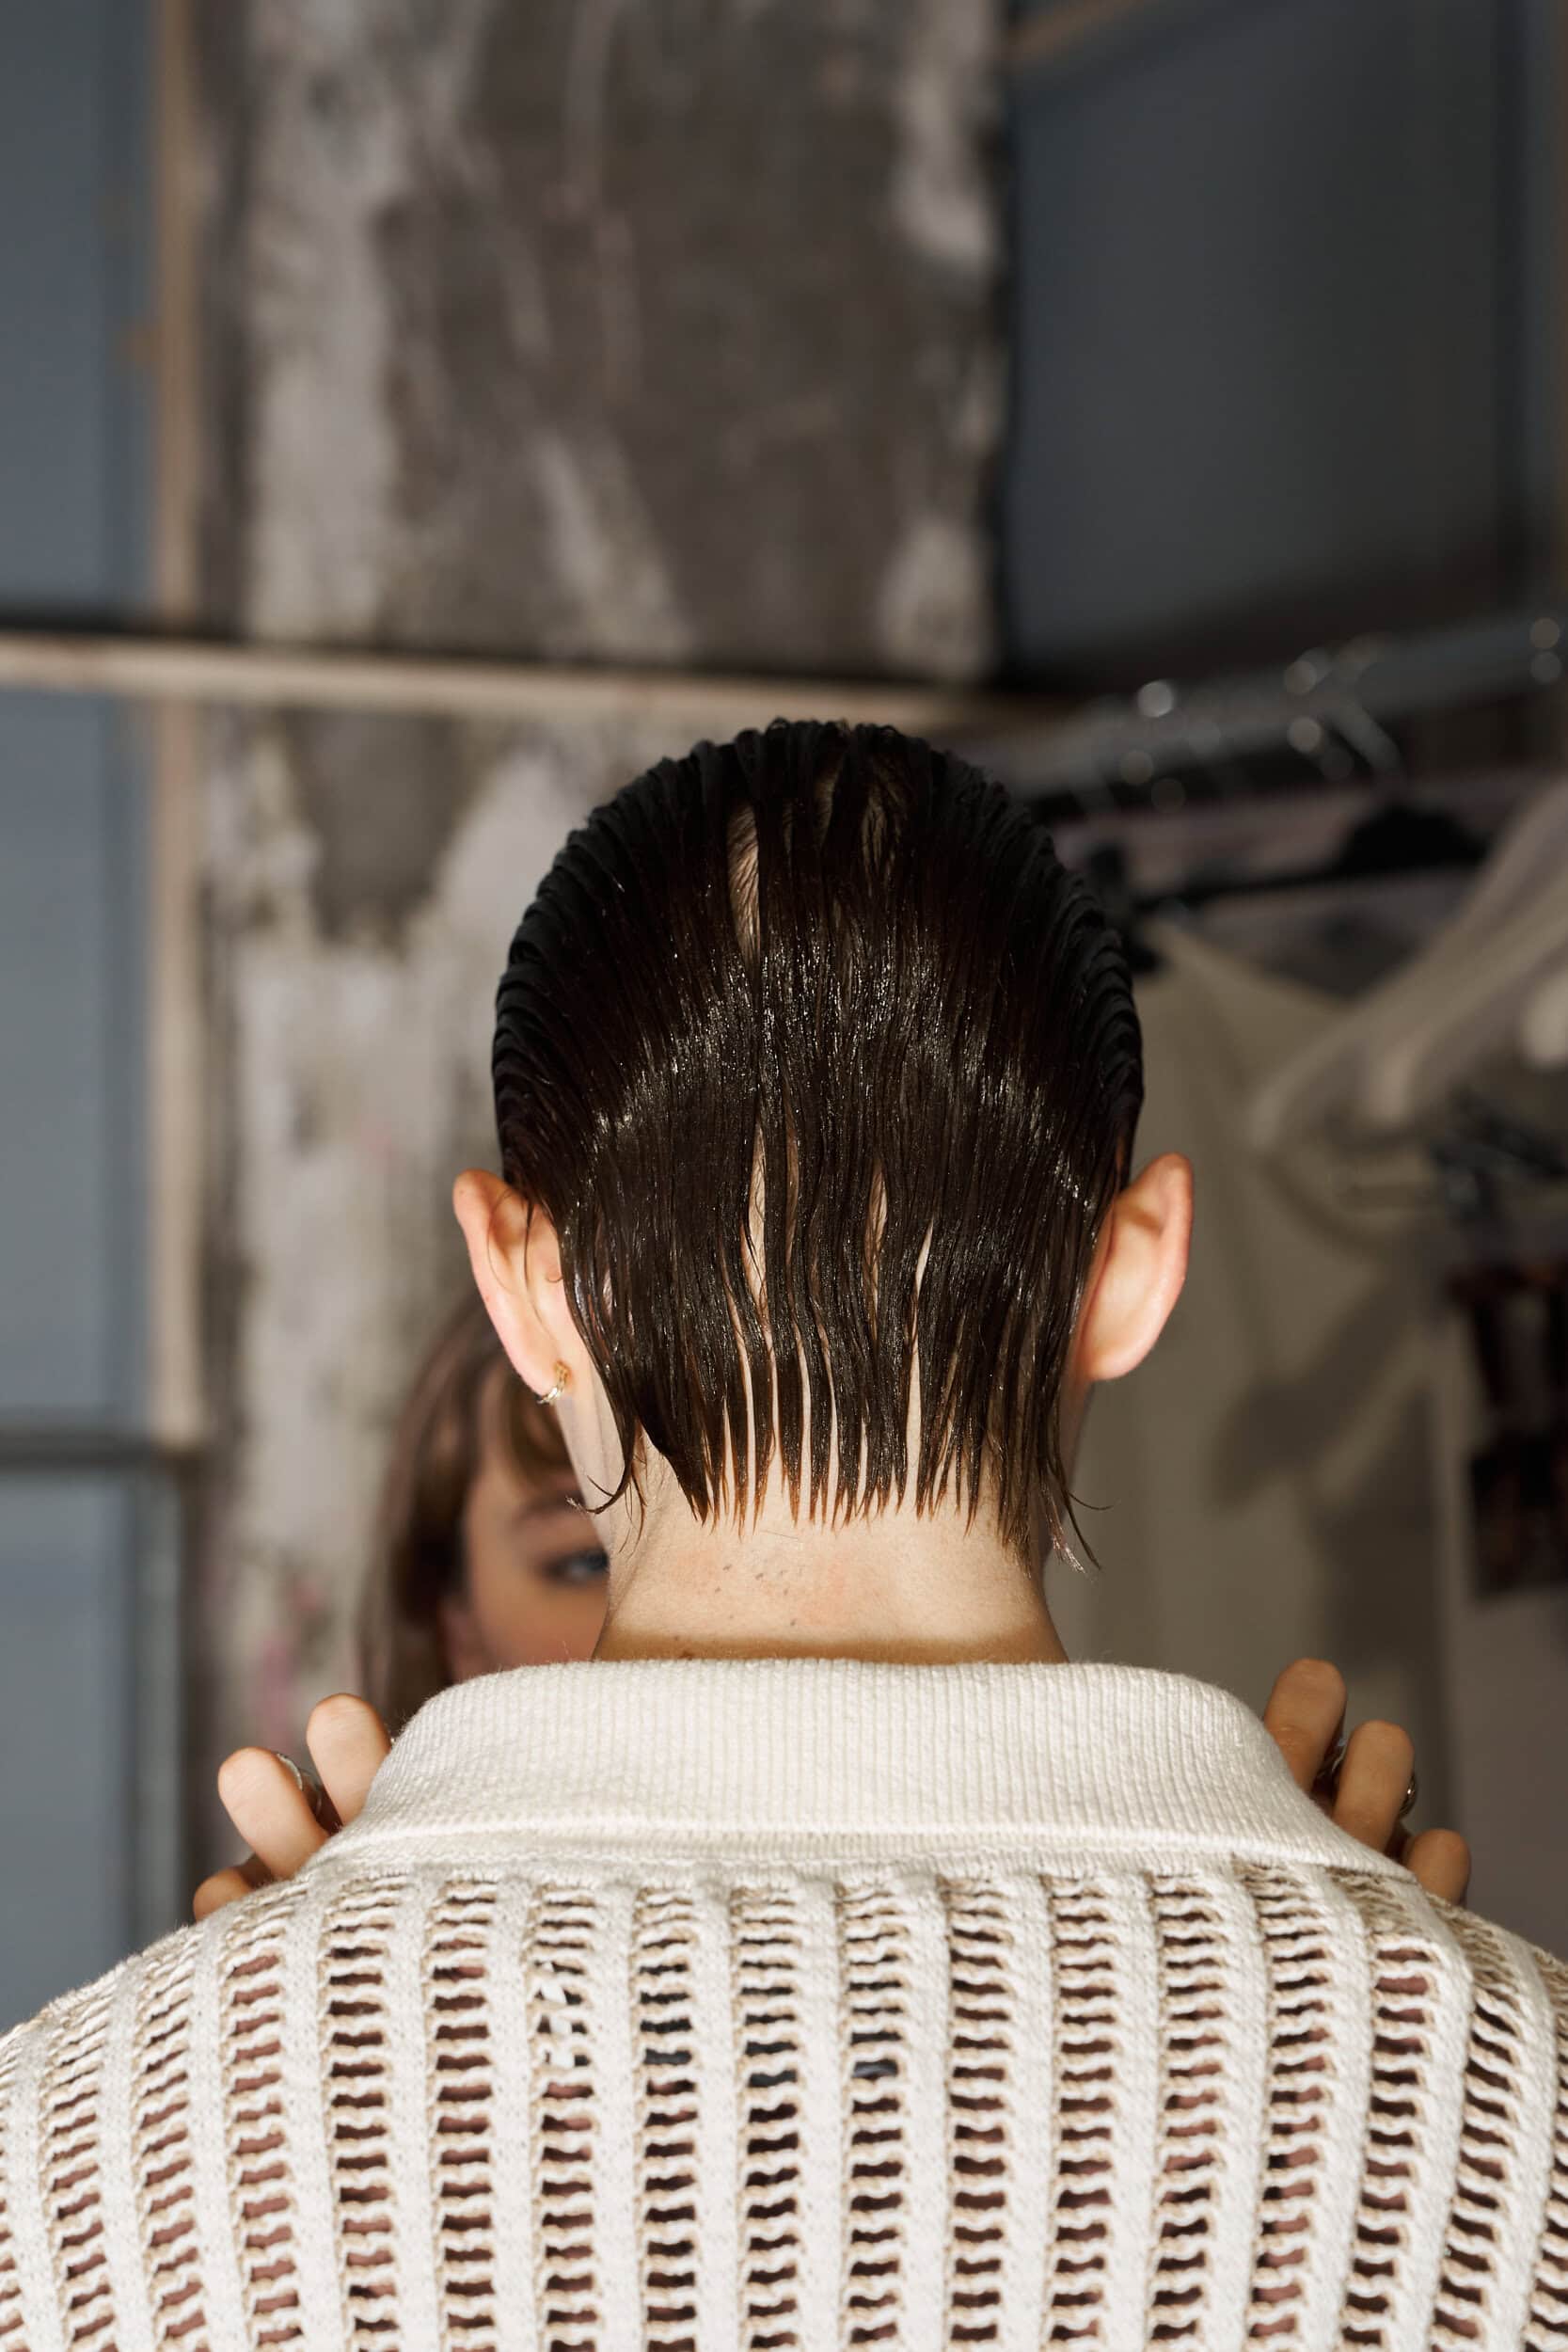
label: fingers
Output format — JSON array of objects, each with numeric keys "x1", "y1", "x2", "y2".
[
  {"x1": 196, "y1": 1699, "x2": 390, "y2": 1923},
  {"x1": 306, "y1": 1693, "x2": 391, "y2": 1828},
  {"x1": 1262, "y1": 1659, "x2": 1347, "y2": 1792},
  {"x1": 192, "y1": 1855, "x2": 270, "y2": 1920},
  {"x1": 216, "y1": 1746, "x2": 330, "y2": 1883},
  {"x1": 1403, "y1": 1826, "x2": 1472, "y2": 1905},
  {"x1": 1330, "y1": 1717, "x2": 1415, "y2": 1855},
  {"x1": 1263, "y1": 1661, "x2": 1470, "y2": 1903}
]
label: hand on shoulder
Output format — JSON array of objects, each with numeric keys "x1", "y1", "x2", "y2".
[
  {"x1": 192, "y1": 1692, "x2": 391, "y2": 1919},
  {"x1": 1263, "y1": 1657, "x2": 1470, "y2": 1904}
]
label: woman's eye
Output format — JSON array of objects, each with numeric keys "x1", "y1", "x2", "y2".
[{"x1": 544, "y1": 1547, "x2": 610, "y2": 1587}]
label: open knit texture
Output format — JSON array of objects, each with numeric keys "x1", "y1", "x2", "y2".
[{"x1": 2, "y1": 1658, "x2": 1565, "y2": 2350}]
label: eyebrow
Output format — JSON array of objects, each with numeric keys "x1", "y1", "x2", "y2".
[{"x1": 512, "y1": 1491, "x2": 587, "y2": 1526}]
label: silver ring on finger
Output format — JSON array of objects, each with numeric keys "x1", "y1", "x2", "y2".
[
  {"x1": 272, "y1": 1750, "x2": 330, "y2": 1823},
  {"x1": 1315, "y1": 1732, "x2": 1349, "y2": 1793}
]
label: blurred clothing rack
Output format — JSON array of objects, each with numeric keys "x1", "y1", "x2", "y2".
[{"x1": 974, "y1": 605, "x2": 1568, "y2": 818}]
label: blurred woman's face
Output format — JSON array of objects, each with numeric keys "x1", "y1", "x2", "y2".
[{"x1": 438, "y1": 1370, "x2": 609, "y2": 1677}]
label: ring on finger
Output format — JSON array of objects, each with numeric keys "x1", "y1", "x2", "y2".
[
  {"x1": 271, "y1": 1751, "x2": 334, "y2": 1827},
  {"x1": 1316, "y1": 1732, "x2": 1349, "y2": 1790},
  {"x1": 1315, "y1": 1735, "x2": 1418, "y2": 1820}
]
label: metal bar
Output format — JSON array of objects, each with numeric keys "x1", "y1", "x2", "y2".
[
  {"x1": 153, "y1": 0, "x2": 198, "y2": 626},
  {"x1": 0, "y1": 1429, "x2": 195, "y2": 1472},
  {"x1": 150, "y1": 0, "x2": 207, "y2": 1448},
  {"x1": 1007, "y1": 0, "x2": 1223, "y2": 79},
  {"x1": 975, "y1": 604, "x2": 1568, "y2": 804},
  {"x1": 0, "y1": 628, "x2": 1059, "y2": 739},
  {"x1": 1047, "y1": 763, "x2": 1551, "y2": 898},
  {"x1": 131, "y1": 1465, "x2": 187, "y2": 1945}
]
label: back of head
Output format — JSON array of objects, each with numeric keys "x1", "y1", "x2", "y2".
[{"x1": 493, "y1": 720, "x2": 1142, "y2": 1555}]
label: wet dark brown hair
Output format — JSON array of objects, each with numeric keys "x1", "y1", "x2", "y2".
[
  {"x1": 492, "y1": 720, "x2": 1143, "y2": 1559},
  {"x1": 358, "y1": 1292, "x2": 571, "y2": 1731}
]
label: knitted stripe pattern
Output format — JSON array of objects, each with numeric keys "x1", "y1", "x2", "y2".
[{"x1": 2, "y1": 1661, "x2": 1564, "y2": 2350}]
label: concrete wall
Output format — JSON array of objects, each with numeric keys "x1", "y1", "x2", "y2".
[
  {"x1": 202, "y1": 0, "x2": 999, "y2": 676},
  {"x1": 200, "y1": 712, "x2": 664, "y2": 1756}
]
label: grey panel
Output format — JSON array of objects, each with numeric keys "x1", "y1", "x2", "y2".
[
  {"x1": 0, "y1": 0, "x2": 150, "y2": 1423},
  {"x1": 0, "y1": 1475, "x2": 135, "y2": 2030},
  {"x1": 0, "y1": 0, "x2": 155, "y2": 2031},
  {"x1": 1006, "y1": 0, "x2": 1506, "y2": 682},
  {"x1": 0, "y1": 0, "x2": 150, "y2": 609},
  {"x1": 0, "y1": 714, "x2": 143, "y2": 1421}
]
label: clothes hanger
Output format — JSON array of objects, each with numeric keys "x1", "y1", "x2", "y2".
[
  {"x1": 1523, "y1": 962, "x2": 1568, "y2": 1067},
  {"x1": 1356, "y1": 868, "x2": 1568, "y2": 1127},
  {"x1": 1135, "y1": 791, "x2": 1484, "y2": 916},
  {"x1": 1249, "y1": 778, "x2": 1568, "y2": 1148},
  {"x1": 1409, "y1": 776, "x2": 1568, "y2": 948}
]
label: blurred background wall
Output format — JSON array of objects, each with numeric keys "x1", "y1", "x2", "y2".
[{"x1": 3, "y1": 0, "x2": 1567, "y2": 2026}]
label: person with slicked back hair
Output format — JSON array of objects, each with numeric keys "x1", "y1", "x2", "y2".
[
  {"x1": 3, "y1": 723, "x2": 1554, "y2": 2352},
  {"x1": 491, "y1": 721, "x2": 1142, "y2": 1572}
]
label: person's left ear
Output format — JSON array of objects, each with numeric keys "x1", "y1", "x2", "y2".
[
  {"x1": 451, "y1": 1168, "x2": 587, "y2": 1401},
  {"x1": 1072, "y1": 1151, "x2": 1194, "y2": 1384}
]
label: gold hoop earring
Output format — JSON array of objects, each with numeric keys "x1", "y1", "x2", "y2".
[{"x1": 534, "y1": 1362, "x2": 570, "y2": 1406}]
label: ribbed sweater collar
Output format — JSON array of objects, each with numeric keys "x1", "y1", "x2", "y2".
[{"x1": 340, "y1": 1659, "x2": 1406, "y2": 1877}]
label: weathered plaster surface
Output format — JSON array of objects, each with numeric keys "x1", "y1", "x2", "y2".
[
  {"x1": 234, "y1": 0, "x2": 1001, "y2": 675},
  {"x1": 202, "y1": 716, "x2": 677, "y2": 1764},
  {"x1": 194, "y1": 0, "x2": 1001, "y2": 1814}
]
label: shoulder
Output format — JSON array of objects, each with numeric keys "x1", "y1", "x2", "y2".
[
  {"x1": 0, "y1": 1870, "x2": 321, "y2": 2106},
  {"x1": 1308, "y1": 1861, "x2": 1568, "y2": 2033},
  {"x1": 1424, "y1": 1882, "x2": 1568, "y2": 2018}
]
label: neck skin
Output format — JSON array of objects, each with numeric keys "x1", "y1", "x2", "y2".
[{"x1": 588, "y1": 1455, "x2": 1069, "y2": 1666}]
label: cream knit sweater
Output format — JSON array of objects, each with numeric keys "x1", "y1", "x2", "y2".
[{"x1": 2, "y1": 1660, "x2": 1565, "y2": 2351}]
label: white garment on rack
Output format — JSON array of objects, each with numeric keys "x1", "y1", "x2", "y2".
[
  {"x1": 1062, "y1": 922, "x2": 1446, "y2": 1778},
  {"x1": 1250, "y1": 777, "x2": 1568, "y2": 1144}
]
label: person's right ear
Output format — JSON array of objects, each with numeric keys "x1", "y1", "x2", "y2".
[{"x1": 452, "y1": 1169, "x2": 581, "y2": 1400}]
